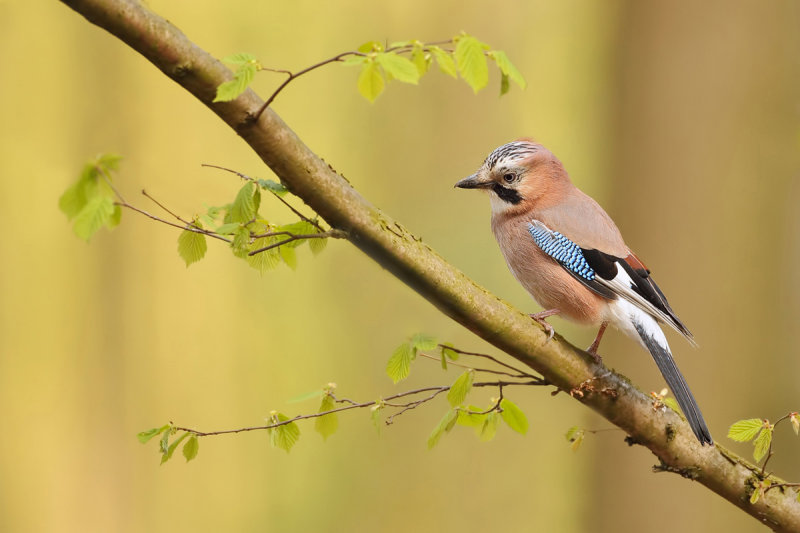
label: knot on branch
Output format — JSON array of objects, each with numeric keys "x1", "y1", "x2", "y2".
[{"x1": 652, "y1": 461, "x2": 702, "y2": 480}]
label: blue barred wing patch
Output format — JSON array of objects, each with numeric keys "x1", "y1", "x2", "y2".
[{"x1": 527, "y1": 221, "x2": 595, "y2": 281}]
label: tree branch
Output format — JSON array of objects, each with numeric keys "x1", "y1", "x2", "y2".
[{"x1": 58, "y1": 0, "x2": 800, "y2": 529}]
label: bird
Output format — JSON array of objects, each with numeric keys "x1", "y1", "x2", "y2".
[{"x1": 455, "y1": 139, "x2": 712, "y2": 445}]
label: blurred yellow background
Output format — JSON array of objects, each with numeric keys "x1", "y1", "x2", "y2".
[{"x1": 1, "y1": 1, "x2": 798, "y2": 532}]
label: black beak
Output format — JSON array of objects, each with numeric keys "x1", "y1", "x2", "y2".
[{"x1": 455, "y1": 173, "x2": 491, "y2": 189}]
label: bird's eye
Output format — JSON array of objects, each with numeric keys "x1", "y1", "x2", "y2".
[{"x1": 503, "y1": 173, "x2": 515, "y2": 183}]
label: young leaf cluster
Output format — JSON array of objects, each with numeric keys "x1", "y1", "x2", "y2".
[
  {"x1": 58, "y1": 154, "x2": 123, "y2": 241},
  {"x1": 347, "y1": 34, "x2": 526, "y2": 102},
  {"x1": 214, "y1": 32, "x2": 527, "y2": 108},
  {"x1": 386, "y1": 333, "x2": 439, "y2": 384},
  {"x1": 728, "y1": 412, "x2": 799, "y2": 461},
  {"x1": 428, "y1": 396, "x2": 529, "y2": 450},
  {"x1": 137, "y1": 424, "x2": 199, "y2": 464},
  {"x1": 384, "y1": 334, "x2": 534, "y2": 450},
  {"x1": 137, "y1": 335, "x2": 545, "y2": 462},
  {"x1": 727, "y1": 412, "x2": 799, "y2": 504},
  {"x1": 187, "y1": 179, "x2": 330, "y2": 272},
  {"x1": 214, "y1": 53, "x2": 262, "y2": 102}
]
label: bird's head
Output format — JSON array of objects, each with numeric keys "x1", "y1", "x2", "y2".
[{"x1": 455, "y1": 140, "x2": 568, "y2": 214}]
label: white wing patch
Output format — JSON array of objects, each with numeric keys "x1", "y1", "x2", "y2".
[{"x1": 596, "y1": 266, "x2": 698, "y2": 347}]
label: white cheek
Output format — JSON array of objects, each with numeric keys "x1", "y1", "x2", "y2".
[{"x1": 489, "y1": 191, "x2": 514, "y2": 214}]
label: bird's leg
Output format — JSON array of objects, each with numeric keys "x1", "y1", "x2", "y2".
[
  {"x1": 586, "y1": 321, "x2": 608, "y2": 363},
  {"x1": 529, "y1": 309, "x2": 560, "y2": 342}
]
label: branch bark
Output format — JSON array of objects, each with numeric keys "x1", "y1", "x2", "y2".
[{"x1": 59, "y1": 0, "x2": 800, "y2": 529}]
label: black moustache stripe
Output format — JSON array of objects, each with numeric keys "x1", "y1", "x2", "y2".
[{"x1": 492, "y1": 183, "x2": 522, "y2": 204}]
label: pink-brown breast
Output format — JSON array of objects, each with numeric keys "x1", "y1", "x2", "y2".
[{"x1": 491, "y1": 213, "x2": 609, "y2": 325}]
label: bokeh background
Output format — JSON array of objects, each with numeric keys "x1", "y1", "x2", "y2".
[{"x1": 1, "y1": 1, "x2": 799, "y2": 531}]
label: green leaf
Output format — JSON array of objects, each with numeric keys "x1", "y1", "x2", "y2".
[
  {"x1": 257, "y1": 179, "x2": 289, "y2": 196},
  {"x1": 728, "y1": 419, "x2": 764, "y2": 442},
  {"x1": 386, "y1": 342, "x2": 413, "y2": 383},
  {"x1": 308, "y1": 234, "x2": 328, "y2": 255},
  {"x1": 430, "y1": 46, "x2": 457, "y2": 78},
  {"x1": 663, "y1": 397, "x2": 680, "y2": 413},
  {"x1": 72, "y1": 195, "x2": 116, "y2": 241},
  {"x1": 267, "y1": 413, "x2": 301, "y2": 453},
  {"x1": 750, "y1": 485, "x2": 761, "y2": 504},
  {"x1": 182, "y1": 435, "x2": 199, "y2": 462},
  {"x1": 279, "y1": 244, "x2": 297, "y2": 269},
  {"x1": 315, "y1": 393, "x2": 338, "y2": 441},
  {"x1": 246, "y1": 236, "x2": 282, "y2": 273},
  {"x1": 753, "y1": 426, "x2": 773, "y2": 461},
  {"x1": 565, "y1": 426, "x2": 585, "y2": 451},
  {"x1": 357, "y1": 60, "x2": 385, "y2": 103},
  {"x1": 341, "y1": 55, "x2": 369, "y2": 67},
  {"x1": 500, "y1": 73, "x2": 510, "y2": 96},
  {"x1": 411, "y1": 47, "x2": 429, "y2": 76},
  {"x1": 213, "y1": 63, "x2": 258, "y2": 102},
  {"x1": 231, "y1": 226, "x2": 251, "y2": 258},
  {"x1": 137, "y1": 424, "x2": 170, "y2": 444},
  {"x1": 479, "y1": 411, "x2": 500, "y2": 442},
  {"x1": 60, "y1": 153, "x2": 123, "y2": 224},
  {"x1": 376, "y1": 52, "x2": 420, "y2": 84},
  {"x1": 370, "y1": 402, "x2": 384, "y2": 433},
  {"x1": 161, "y1": 431, "x2": 189, "y2": 465},
  {"x1": 95, "y1": 153, "x2": 123, "y2": 172},
  {"x1": 223, "y1": 52, "x2": 257, "y2": 66},
  {"x1": 214, "y1": 222, "x2": 241, "y2": 235},
  {"x1": 454, "y1": 35, "x2": 489, "y2": 93},
  {"x1": 456, "y1": 405, "x2": 486, "y2": 428},
  {"x1": 441, "y1": 343, "x2": 459, "y2": 360},
  {"x1": 499, "y1": 398, "x2": 528, "y2": 435},
  {"x1": 410, "y1": 333, "x2": 438, "y2": 352},
  {"x1": 59, "y1": 179, "x2": 91, "y2": 220},
  {"x1": 279, "y1": 220, "x2": 317, "y2": 248},
  {"x1": 489, "y1": 50, "x2": 527, "y2": 90},
  {"x1": 159, "y1": 428, "x2": 171, "y2": 454},
  {"x1": 427, "y1": 409, "x2": 457, "y2": 449},
  {"x1": 227, "y1": 182, "x2": 258, "y2": 223},
  {"x1": 447, "y1": 370, "x2": 474, "y2": 407},
  {"x1": 287, "y1": 388, "x2": 325, "y2": 404},
  {"x1": 108, "y1": 204, "x2": 122, "y2": 229},
  {"x1": 357, "y1": 41, "x2": 383, "y2": 53},
  {"x1": 177, "y1": 226, "x2": 208, "y2": 267}
]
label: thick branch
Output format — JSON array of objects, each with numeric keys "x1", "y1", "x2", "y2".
[{"x1": 58, "y1": 0, "x2": 800, "y2": 529}]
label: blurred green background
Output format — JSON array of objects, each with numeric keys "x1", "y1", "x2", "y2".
[{"x1": 1, "y1": 1, "x2": 798, "y2": 531}]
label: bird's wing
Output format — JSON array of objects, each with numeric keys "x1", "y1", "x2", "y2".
[{"x1": 527, "y1": 220, "x2": 694, "y2": 344}]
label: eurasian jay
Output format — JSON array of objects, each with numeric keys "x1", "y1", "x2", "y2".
[{"x1": 456, "y1": 140, "x2": 712, "y2": 445}]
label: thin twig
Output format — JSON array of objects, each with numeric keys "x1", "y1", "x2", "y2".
[
  {"x1": 115, "y1": 201, "x2": 231, "y2": 243},
  {"x1": 438, "y1": 344, "x2": 540, "y2": 379},
  {"x1": 142, "y1": 189, "x2": 192, "y2": 225},
  {"x1": 173, "y1": 379, "x2": 543, "y2": 437},
  {"x1": 385, "y1": 389, "x2": 448, "y2": 425},
  {"x1": 201, "y1": 163, "x2": 327, "y2": 232},
  {"x1": 252, "y1": 51, "x2": 365, "y2": 120},
  {"x1": 766, "y1": 483, "x2": 800, "y2": 494},
  {"x1": 416, "y1": 351, "x2": 532, "y2": 379},
  {"x1": 97, "y1": 165, "x2": 128, "y2": 205},
  {"x1": 760, "y1": 413, "x2": 792, "y2": 476},
  {"x1": 250, "y1": 38, "x2": 456, "y2": 120}
]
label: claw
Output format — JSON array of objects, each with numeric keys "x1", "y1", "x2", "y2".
[{"x1": 530, "y1": 309, "x2": 560, "y2": 342}]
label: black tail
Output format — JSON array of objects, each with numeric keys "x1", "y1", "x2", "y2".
[{"x1": 634, "y1": 323, "x2": 713, "y2": 445}]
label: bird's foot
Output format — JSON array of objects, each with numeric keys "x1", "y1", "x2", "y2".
[
  {"x1": 530, "y1": 309, "x2": 560, "y2": 342},
  {"x1": 586, "y1": 322, "x2": 608, "y2": 364}
]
